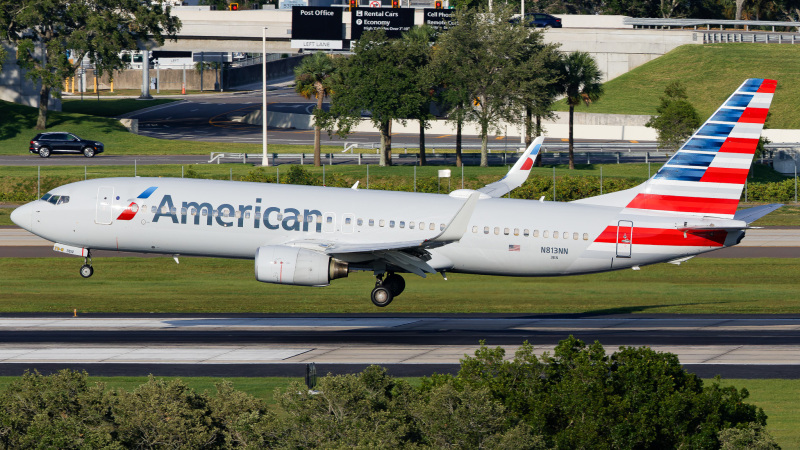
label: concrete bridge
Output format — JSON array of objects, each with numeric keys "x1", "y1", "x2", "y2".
[{"x1": 164, "y1": 10, "x2": 700, "y2": 81}]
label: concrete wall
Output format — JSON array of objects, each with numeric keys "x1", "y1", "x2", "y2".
[
  {"x1": 87, "y1": 56, "x2": 304, "y2": 91},
  {"x1": 545, "y1": 28, "x2": 700, "y2": 81},
  {"x1": 0, "y1": 42, "x2": 61, "y2": 110}
]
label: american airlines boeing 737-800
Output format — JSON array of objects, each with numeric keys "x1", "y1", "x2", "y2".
[{"x1": 11, "y1": 79, "x2": 782, "y2": 307}]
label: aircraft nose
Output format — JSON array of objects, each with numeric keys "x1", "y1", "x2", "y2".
[{"x1": 10, "y1": 203, "x2": 33, "y2": 231}]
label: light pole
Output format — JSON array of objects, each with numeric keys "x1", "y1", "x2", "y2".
[{"x1": 268, "y1": 27, "x2": 269, "y2": 166}]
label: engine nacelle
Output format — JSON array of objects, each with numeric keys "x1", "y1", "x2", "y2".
[{"x1": 254, "y1": 245, "x2": 348, "y2": 286}]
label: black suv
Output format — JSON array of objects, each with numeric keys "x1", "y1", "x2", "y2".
[
  {"x1": 29, "y1": 132, "x2": 104, "y2": 158},
  {"x1": 511, "y1": 13, "x2": 562, "y2": 28}
]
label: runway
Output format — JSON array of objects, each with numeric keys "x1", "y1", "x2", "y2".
[{"x1": 0, "y1": 314, "x2": 798, "y2": 378}]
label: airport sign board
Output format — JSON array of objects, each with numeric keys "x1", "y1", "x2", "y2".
[
  {"x1": 350, "y1": 7, "x2": 414, "y2": 40},
  {"x1": 291, "y1": 7, "x2": 345, "y2": 50},
  {"x1": 423, "y1": 8, "x2": 456, "y2": 32}
]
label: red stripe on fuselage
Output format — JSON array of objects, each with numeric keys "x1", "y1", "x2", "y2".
[
  {"x1": 699, "y1": 167, "x2": 749, "y2": 184},
  {"x1": 594, "y1": 226, "x2": 727, "y2": 247},
  {"x1": 626, "y1": 194, "x2": 738, "y2": 216}
]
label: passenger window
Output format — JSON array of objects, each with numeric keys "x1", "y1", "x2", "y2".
[
  {"x1": 181, "y1": 208, "x2": 187, "y2": 215},
  {"x1": 235, "y1": 211, "x2": 241, "y2": 219},
  {"x1": 440, "y1": 224, "x2": 445, "y2": 231},
  {"x1": 553, "y1": 231, "x2": 558, "y2": 239},
  {"x1": 583, "y1": 233, "x2": 589, "y2": 241},
  {"x1": 379, "y1": 219, "x2": 385, "y2": 227},
  {"x1": 399, "y1": 221, "x2": 405, "y2": 228},
  {"x1": 345, "y1": 217, "x2": 352, "y2": 225},
  {"x1": 514, "y1": 228, "x2": 519, "y2": 236},
  {"x1": 563, "y1": 232, "x2": 568, "y2": 239},
  {"x1": 533, "y1": 230, "x2": 539, "y2": 238},
  {"x1": 420, "y1": 222, "x2": 425, "y2": 230},
  {"x1": 316, "y1": 216, "x2": 322, "y2": 223},
  {"x1": 504, "y1": 228, "x2": 509, "y2": 236},
  {"x1": 484, "y1": 226, "x2": 489, "y2": 234},
  {"x1": 202, "y1": 210, "x2": 209, "y2": 216},
  {"x1": 494, "y1": 227, "x2": 500, "y2": 235},
  {"x1": 389, "y1": 220, "x2": 395, "y2": 228},
  {"x1": 369, "y1": 219, "x2": 375, "y2": 226},
  {"x1": 326, "y1": 216, "x2": 333, "y2": 224},
  {"x1": 543, "y1": 230, "x2": 548, "y2": 238},
  {"x1": 244, "y1": 211, "x2": 250, "y2": 219},
  {"x1": 523, "y1": 229, "x2": 529, "y2": 237},
  {"x1": 277, "y1": 213, "x2": 283, "y2": 221},
  {"x1": 431, "y1": 223, "x2": 437, "y2": 231},
  {"x1": 213, "y1": 210, "x2": 219, "y2": 217},
  {"x1": 472, "y1": 226, "x2": 478, "y2": 233},
  {"x1": 357, "y1": 218, "x2": 363, "y2": 226},
  {"x1": 573, "y1": 232, "x2": 578, "y2": 240},
  {"x1": 254, "y1": 212, "x2": 260, "y2": 219},
  {"x1": 409, "y1": 222, "x2": 415, "y2": 229}
]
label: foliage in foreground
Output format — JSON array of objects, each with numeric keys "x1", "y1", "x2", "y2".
[{"x1": 0, "y1": 337, "x2": 777, "y2": 449}]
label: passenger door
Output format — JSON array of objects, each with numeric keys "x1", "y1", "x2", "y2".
[{"x1": 95, "y1": 186, "x2": 114, "y2": 225}]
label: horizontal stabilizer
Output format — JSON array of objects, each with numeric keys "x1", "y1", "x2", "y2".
[
  {"x1": 478, "y1": 136, "x2": 543, "y2": 198},
  {"x1": 734, "y1": 203, "x2": 783, "y2": 224}
]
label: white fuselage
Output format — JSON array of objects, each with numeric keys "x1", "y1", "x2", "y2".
[{"x1": 14, "y1": 177, "x2": 742, "y2": 277}]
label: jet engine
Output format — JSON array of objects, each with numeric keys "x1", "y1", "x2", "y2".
[{"x1": 254, "y1": 245, "x2": 348, "y2": 286}]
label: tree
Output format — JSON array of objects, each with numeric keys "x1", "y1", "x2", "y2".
[
  {"x1": 513, "y1": 38, "x2": 561, "y2": 157},
  {"x1": 402, "y1": 26, "x2": 437, "y2": 166},
  {"x1": 646, "y1": 81, "x2": 702, "y2": 150},
  {"x1": 0, "y1": 0, "x2": 180, "y2": 129},
  {"x1": 294, "y1": 52, "x2": 336, "y2": 167},
  {"x1": 434, "y1": 6, "x2": 537, "y2": 167},
  {"x1": 555, "y1": 51, "x2": 604, "y2": 169},
  {"x1": 320, "y1": 30, "x2": 428, "y2": 166}
]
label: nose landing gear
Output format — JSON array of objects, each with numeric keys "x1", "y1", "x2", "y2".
[
  {"x1": 370, "y1": 272, "x2": 406, "y2": 307},
  {"x1": 80, "y1": 251, "x2": 94, "y2": 278}
]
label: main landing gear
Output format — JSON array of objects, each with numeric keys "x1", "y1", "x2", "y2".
[
  {"x1": 80, "y1": 251, "x2": 94, "y2": 278},
  {"x1": 370, "y1": 272, "x2": 406, "y2": 307}
]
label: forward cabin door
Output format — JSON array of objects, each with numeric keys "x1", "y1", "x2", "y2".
[
  {"x1": 95, "y1": 186, "x2": 114, "y2": 225},
  {"x1": 616, "y1": 220, "x2": 633, "y2": 258}
]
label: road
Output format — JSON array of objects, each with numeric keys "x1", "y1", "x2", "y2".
[{"x1": 0, "y1": 314, "x2": 797, "y2": 378}]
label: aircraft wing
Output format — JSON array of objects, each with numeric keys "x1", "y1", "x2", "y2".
[
  {"x1": 286, "y1": 192, "x2": 481, "y2": 277},
  {"x1": 477, "y1": 136, "x2": 543, "y2": 198}
]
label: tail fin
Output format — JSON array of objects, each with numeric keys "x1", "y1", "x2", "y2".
[{"x1": 577, "y1": 79, "x2": 776, "y2": 219}]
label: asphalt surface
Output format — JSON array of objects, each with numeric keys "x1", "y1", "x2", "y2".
[{"x1": 0, "y1": 314, "x2": 798, "y2": 378}]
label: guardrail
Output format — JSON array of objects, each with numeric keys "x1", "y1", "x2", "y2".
[
  {"x1": 624, "y1": 17, "x2": 800, "y2": 31},
  {"x1": 701, "y1": 31, "x2": 800, "y2": 43},
  {"x1": 210, "y1": 143, "x2": 798, "y2": 166}
]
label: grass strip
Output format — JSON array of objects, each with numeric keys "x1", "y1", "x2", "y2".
[
  {"x1": 554, "y1": 44, "x2": 800, "y2": 128},
  {"x1": 1, "y1": 257, "x2": 798, "y2": 313}
]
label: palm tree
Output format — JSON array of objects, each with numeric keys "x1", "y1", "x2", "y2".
[
  {"x1": 556, "y1": 51, "x2": 603, "y2": 170},
  {"x1": 294, "y1": 53, "x2": 335, "y2": 166}
]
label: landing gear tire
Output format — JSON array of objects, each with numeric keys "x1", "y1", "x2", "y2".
[
  {"x1": 371, "y1": 286, "x2": 393, "y2": 307},
  {"x1": 80, "y1": 264, "x2": 94, "y2": 278},
  {"x1": 383, "y1": 273, "x2": 405, "y2": 297}
]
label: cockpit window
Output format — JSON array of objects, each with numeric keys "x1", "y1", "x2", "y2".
[{"x1": 40, "y1": 193, "x2": 69, "y2": 205}]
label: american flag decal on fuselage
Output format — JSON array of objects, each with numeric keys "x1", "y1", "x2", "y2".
[{"x1": 625, "y1": 78, "x2": 776, "y2": 219}]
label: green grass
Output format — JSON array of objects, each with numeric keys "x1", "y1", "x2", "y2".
[
  {"x1": 62, "y1": 99, "x2": 178, "y2": 117},
  {"x1": 1, "y1": 257, "x2": 798, "y2": 313},
  {"x1": 554, "y1": 44, "x2": 800, "y2": 129},
  {"x1": 718, "y1": 379, "x2": 800, "y2": 448}
]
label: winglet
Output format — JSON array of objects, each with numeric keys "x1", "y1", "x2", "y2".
[
  {"x1": 477, "y1": 136, "x2": 543, "y2": 198},
  {"x1": 429, "y1": 192, "x2": 481, "y2": 243}
]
